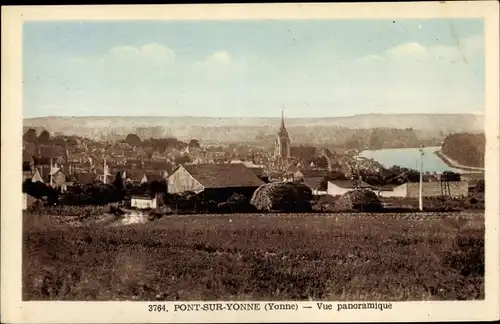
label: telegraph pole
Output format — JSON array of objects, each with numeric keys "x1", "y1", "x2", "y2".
[{"x1": 418, "y1": 146, "x2": 424, "y2": 211}]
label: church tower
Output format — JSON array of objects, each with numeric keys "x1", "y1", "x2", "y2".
[{"x1": 274, "y1": 109, "x2": 291, "y2": 164}]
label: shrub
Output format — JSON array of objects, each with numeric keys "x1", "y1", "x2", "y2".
[
  {"x1": 312, "y1": 195, "x2": 339, "y2": 212},
  {"x1": 218, "y1": 193, "x2": 256, "y2": 213},
  {"x1": 335, "y1": 189, "x2": 383, "y2": 212},
  {"x1": 250, "y1": 182, "x2": 313, "y2": 212}
]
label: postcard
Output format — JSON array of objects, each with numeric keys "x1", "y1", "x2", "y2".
[{"x1": 1, "y1": 2, "x2": 499, "y2": 323}]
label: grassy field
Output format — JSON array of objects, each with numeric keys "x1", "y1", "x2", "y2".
[{"x1": 23, "y1": 211, "x2": 484, "y2": 301}]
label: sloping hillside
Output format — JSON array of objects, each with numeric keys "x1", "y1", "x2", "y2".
[{"x1": 24, "y1": 113, "x2": 483, "y2": 144}]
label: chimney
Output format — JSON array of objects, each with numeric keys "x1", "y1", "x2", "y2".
[
  {"x1": 103, "y1": 159, "x2": 108, "y2": 184},
  {"x1": 50, "y1": 158, "x2": 53, "y2": 187}
]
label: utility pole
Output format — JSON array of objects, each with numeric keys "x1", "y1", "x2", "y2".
[{"x1": 418, "y1": 146, "x2": 424, "y2": 211}]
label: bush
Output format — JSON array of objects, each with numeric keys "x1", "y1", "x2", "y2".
[
  {"x1": 335, "y1": 189, "x2": 383, "y2": 212},
  {"x1": 218, "y1": 193, "x2": 256, "y2": 213},
  {"x1": 312, "y1": 195, "x2": 339, "y2": 212},
  {"x1": 250, "y1": 182, "x2": 313, "y2": 212}
]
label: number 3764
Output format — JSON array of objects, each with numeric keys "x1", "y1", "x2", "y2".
[{"x1": 148, "y1": 304, "x2": 168, "y2": 312}]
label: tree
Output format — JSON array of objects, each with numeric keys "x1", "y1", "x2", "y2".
[
  {"x1": 38, "y1": 130, "x2": 51, "y2": 143},
  {"x1": 175, "y1": 155, "x2": 191, "y2": 165},
  {"x1": 368, "y1": 130, "x2": 383, "y2": 149},
  {"x1": 318, "y1": 170, "x2": 348, "y2": 191},
  {"x1": 442, "y1": 171, "x2": 461, "y2": 182},
  {"x1": 23, "y1": 128, "x2": 38, "y2": 143},
  {"x1": 124, "y1": 133, "x2": 142, "y2": 147},
  {"x1": 146, "y1": 180, "x2": 167, "y2": 197},
  {"x1": 113, "y1": 172, "x2": 125, "y2": 201},
  {"x1": 188, "y1": 139, "x2": 201, "y2": 148}
]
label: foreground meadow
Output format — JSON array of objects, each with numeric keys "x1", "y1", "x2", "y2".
[{"x1": 23, "y1": 212, "x2": 484, "y2": 301}]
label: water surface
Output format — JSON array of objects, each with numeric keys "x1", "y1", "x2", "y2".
[{"x1": 359, "y1": 146, "x2": 464, "y2": 173}]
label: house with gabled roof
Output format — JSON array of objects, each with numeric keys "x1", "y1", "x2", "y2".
[{"x1": 167, "y1": 163, "x2": 265, "y2": 202}]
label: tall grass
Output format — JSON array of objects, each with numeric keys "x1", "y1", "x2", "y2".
[{"x1": 23, "y1": 212, "x2": 484, "y2": 301}]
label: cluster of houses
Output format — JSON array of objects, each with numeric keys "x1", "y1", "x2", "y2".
[
  {"x1": 22, "y1": 155, "x2": 474, "y2": 212},
  {"x1": 22, "y1": 115, "x2": 479, "y2": 211}
]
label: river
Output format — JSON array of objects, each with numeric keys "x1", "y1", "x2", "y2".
[{"x1": 358, "y1": 146, "x2": 465, "y2": 173}]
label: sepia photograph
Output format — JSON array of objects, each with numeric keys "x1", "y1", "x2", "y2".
[{"x1": 2, "y1": 2, "x2": 499, "y2": 323}]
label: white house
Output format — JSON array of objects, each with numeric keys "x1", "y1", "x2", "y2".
[
  {"x1": 375, "y1": 185, "x2": 407, "y2": 198},
  {"x1": 131, "y1": 195, "x2": 158, "y2": 210},
  {"x1": 327, "y1": 180, "x2": 373, "y2": 196},
  {"x1": 374, "y1": 181, "x2": 469, "y2": 198}
]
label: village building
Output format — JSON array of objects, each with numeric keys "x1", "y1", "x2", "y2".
[
  {"x1": 49, "y1": 165, "x2": 69, "y2": 191},
  {"x1": 327, "y1": 179, "x2": 373, "y2": 196},
  {"x1": 31, "y1": 168, "x2": 44, "y2": 183},
  {"x1": 72, "y1": 172, "x2": 98, "y2": 185},
  {"x1": 230, "y1": 160, "x2": 266, "y2": 177},
  {"x1": 140, "y1": 171, "x2": 166, "y2": 184},
  {"x1": 375, "y1": 181, "x2": 469, "y2": 198},
  {"x1": 131, "y1": 194, "x2": 158, "y2": 210},
  {"x1": 167, "y1": 163, "x2": 265, "y2": 201},
  {"x1": 274, "y1": 110, "x2": 291, "y2": 169}
]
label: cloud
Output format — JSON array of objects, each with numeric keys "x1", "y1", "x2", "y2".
[
  {"x1": 386, "y1": 42, "x2": 428, "y2": 61},
  {"x1": 355, "y1": 34, "x2": 483, "y2": 68},
  {"x1": 207, "y1": 51, "x2": 232, "y2": 64},
  {"x1": 105, "y1": 43, "x2": 175, "y2": 67},
  {"x1": 190, "y1": 50, "x2": 236, "y2": 81}
]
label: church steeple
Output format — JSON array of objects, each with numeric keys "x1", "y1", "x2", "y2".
[
  {"x1": 280, "y1": 108, "x2": 286, "y2": 131},
  {"x1": 274, "y1": 107, "x2": 291, "y2": 165}
]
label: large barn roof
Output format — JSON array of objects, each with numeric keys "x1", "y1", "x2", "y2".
[{"x1": 180, "y1": 163, "x2": 265, "y2": 189}]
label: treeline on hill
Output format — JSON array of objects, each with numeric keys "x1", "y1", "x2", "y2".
[
  {"x1": 122, "y1": 133, "x2": 198, "y2": 151},
  {"x1": 442, "y1": 133, "x2": 485, "y2": 168},
  {"x1": 23, "y1": 129, "x2": 79, "y2": 147},
  {"x1": 23, "y1": 128, "x2": 195, "y2": 153},
  {"x1": 341, "y1": 128, "x2": 441, "y2": 150}
]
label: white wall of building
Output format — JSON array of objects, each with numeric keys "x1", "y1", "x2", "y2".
[
  {"x1": 376, "y1": 184, "x2": 407, "y2": 198},
  {"x1": 131, "y1": 197, "x2": 157, "y2": 209},
  {"x1": 326, "y1": 182, "x2": 351, "y2": 196}
]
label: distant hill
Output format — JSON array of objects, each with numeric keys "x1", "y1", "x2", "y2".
[{"x1": 23, "y1": 113, "x2": 484, "y2": 144}]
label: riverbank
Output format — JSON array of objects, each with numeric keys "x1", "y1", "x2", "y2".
[{"x1": 435, "y1": 150, "x2": 484, "y2": 173}]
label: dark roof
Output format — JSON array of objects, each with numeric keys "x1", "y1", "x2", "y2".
[
  {"x1": 143, "y1": 171, "x2": 164, "y2": 182},
  {"x1": 329, "y1": 180, "x2": 373, "y2": 189},
  {"x1": 302, "y1": 177, "x2": 324, "y2": 190},
  {"x1": 248, "y1": 167, "x2": 265, "y2": 176},
  {"x1": 142, "y1": 161, "x2": 174, "y2": 172},
  {"x1": 123, "y1": 171, "x2": 144, "y2": 181},
  {"x1": 297, "y1": 169, "x2": 329, "y2": 178},
  {"x1": 73, "y1": 172, "x2": 98, "y2": 184},
  {"x1": 33, "y1": 157, "x2": 52, "y2": 166},
  {"x1": 38, "y1": 145, "x2": 65, "y2": 158},
  {"x1": 180, "y1": 163, "x2": 265, "y2": 189}
]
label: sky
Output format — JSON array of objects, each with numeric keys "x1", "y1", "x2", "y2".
[{"x1": 23, "y1": 19, "x2": 485, "y2": 118}]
